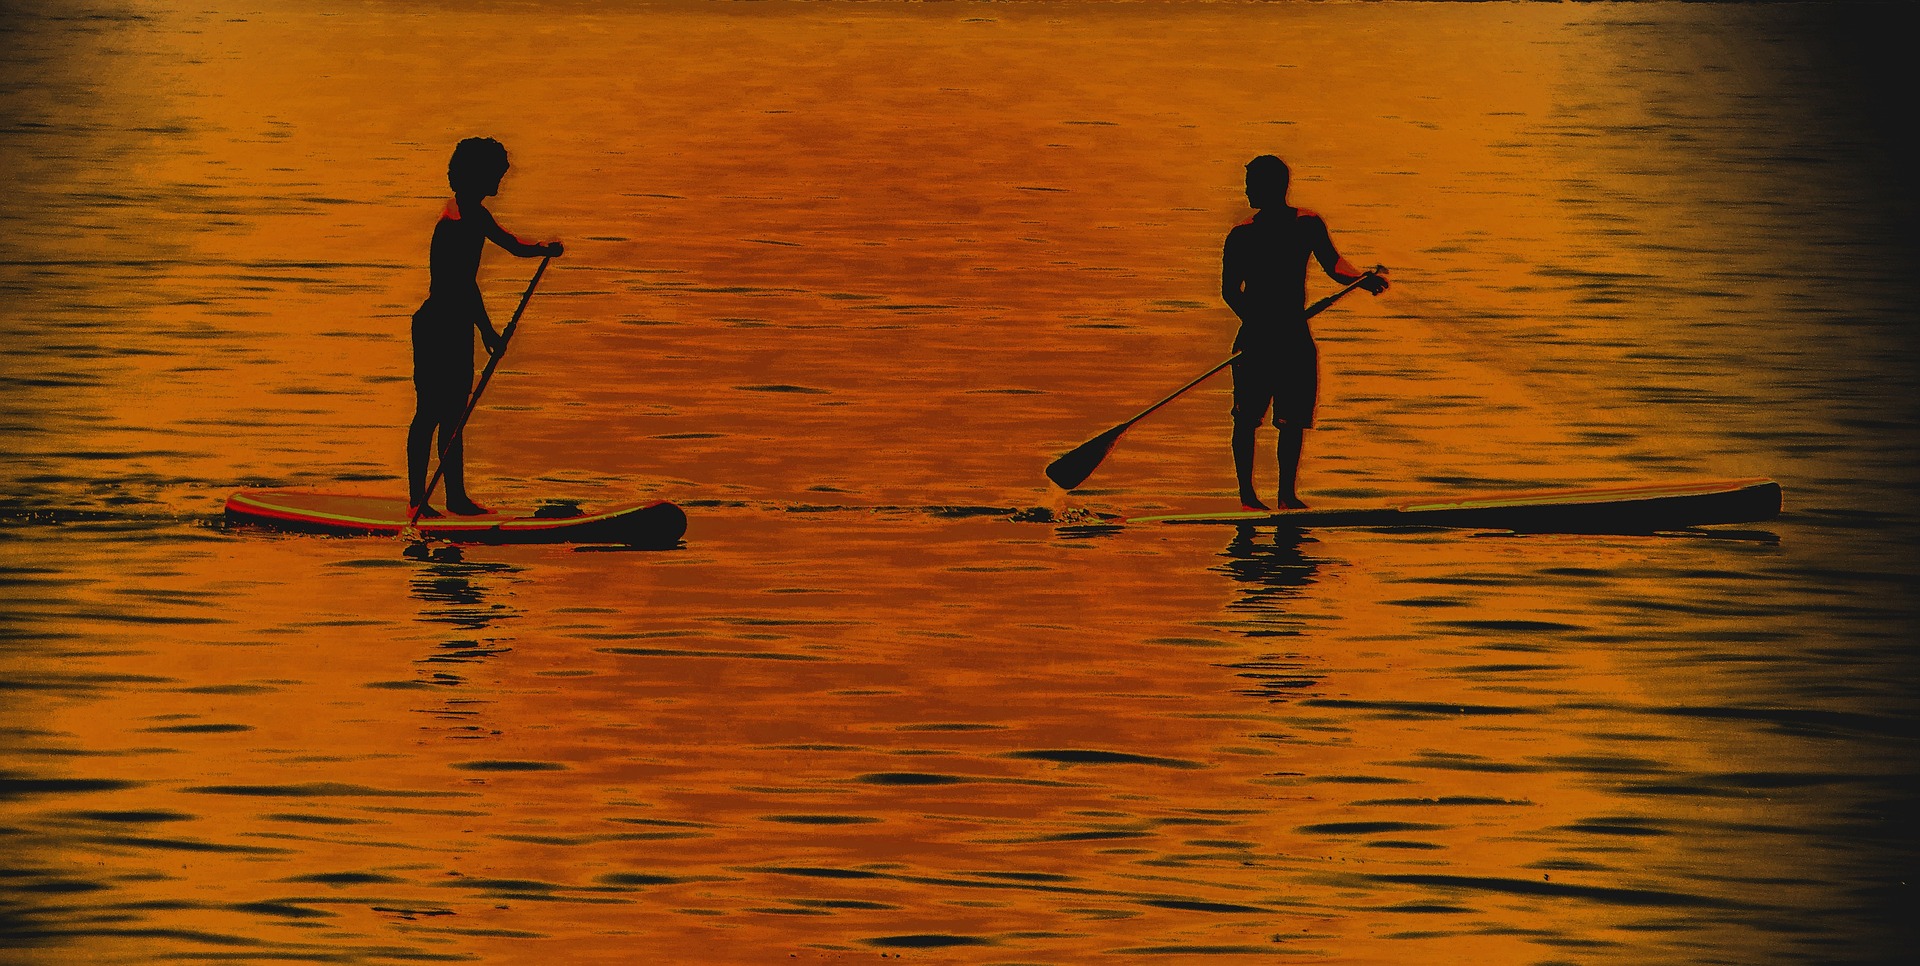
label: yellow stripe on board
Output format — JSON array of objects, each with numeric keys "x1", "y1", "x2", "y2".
[
  {"x1": 232, "y1": 491, "x2": 643, "y2": 533},
  {"x1": 1397, "y1": 479, "x2": 1766, "y2": 513}
]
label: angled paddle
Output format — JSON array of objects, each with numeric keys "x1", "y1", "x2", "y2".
[{"x1": 1045, "y1": 267, "x2": 1381, "y2": 491}]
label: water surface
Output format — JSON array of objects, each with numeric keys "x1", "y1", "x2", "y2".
[{"x1": 2, "y1": 2, "x2": 1915, "y2": 963}]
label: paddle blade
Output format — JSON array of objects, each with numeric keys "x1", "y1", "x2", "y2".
[{"x1": 1046, "y1": 425, "x2": 1127, "y2": 490}]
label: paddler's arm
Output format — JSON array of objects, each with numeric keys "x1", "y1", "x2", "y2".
[
  {"x1": 477, "y1": 205, "x2": 564, "y2": 259},
  {"x1": 1307, "y1": 213, "x2": 1388, "y2": 294},
  {"x1": 1221, "y1": 227, "x2": 1254, "y2": 322}
]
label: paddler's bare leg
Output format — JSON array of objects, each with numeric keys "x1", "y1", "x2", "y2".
[
  {"x1": 441, "y1": 434, "x2": 490, "y2": 516},
  {"x1": 406, "y1": 411, "x2": 444, "y2": 518},
  {"x1": 1276, "y1": 426, "x2": 1308, "y2": 509},
  {"x1": 1233, "y1": 422, "x2": 1269, "y2": 511}
]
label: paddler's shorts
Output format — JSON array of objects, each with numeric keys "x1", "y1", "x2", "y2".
[
  {"x1": 411, "y1": 298, "x2": 479, "y2": 413},
  {"x1": 1231, "y1": 337, "x2": 1318, "y2": 429}
]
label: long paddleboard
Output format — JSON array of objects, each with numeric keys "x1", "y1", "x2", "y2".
[
  {"x1": 224, "y1": 489, "x2": 687, "y2": 547},
  {"x1": 1127, "y1": 478, "x2": 1781, "y2": 533}
]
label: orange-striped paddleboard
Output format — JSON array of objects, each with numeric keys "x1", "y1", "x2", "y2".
[
  {"x1": 1126, "y1": 478, "x2": 1781, "y2": 532},
  {"x1": 224, "y1": 489, "x2": 686, "y2": 547}
]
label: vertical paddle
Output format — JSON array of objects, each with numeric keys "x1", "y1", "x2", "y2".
[
  {"x1": 409, "y1": 255, "x2": 552, "y2": 526},
  {"x1": 1044, "y1": 267, "x2": 1381, "y2": 491}
]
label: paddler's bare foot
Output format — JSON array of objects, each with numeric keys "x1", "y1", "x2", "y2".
[
  {"x1": 411, "y1": 503, "x2": 444, "y2": 519},
  {"x1": 1239, "y1": 493, "x2": 1271, "y2": 512},
  {"x1": 446, "y1": 498, "x2": 491, "y2": 516},
  {"x1": 1277, "y1": 495, "x2": 1309, "y2": 510}
]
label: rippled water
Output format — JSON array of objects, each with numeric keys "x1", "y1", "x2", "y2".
[{"x1": 3, "y1": 2, "x2": 1916, "y2": 963}]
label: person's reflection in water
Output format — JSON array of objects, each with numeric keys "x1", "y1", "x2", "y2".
[
  {"x1": 1217, "y1": 525, "x2": 1321, "y2": 621},
  {"x1": 1215, "y1": 526, "x2": 1327, "y2": 701},
  {"x1": 404, "y1": 545, "x2": 520, "y2": 662}
]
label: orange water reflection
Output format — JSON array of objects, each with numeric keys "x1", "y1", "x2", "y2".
[{"x1": 2, "y1": 1, "x2": 1908, "y2": 964}]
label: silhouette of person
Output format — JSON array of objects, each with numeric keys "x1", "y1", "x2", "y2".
[
  {"x1": 1222, "y1": 155, "x2": 1386, "y2": 510},
  {"x1": 407, "y1": 137, "x2": 562, "y2": 517}
]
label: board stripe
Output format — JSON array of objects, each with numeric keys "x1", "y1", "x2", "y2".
[{"x1": 224, "y1": 489, "x2": 686, "y2": 546}]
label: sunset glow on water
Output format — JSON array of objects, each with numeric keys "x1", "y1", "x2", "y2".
[{"x1": 2, "y1": 2, "x2": 1914, "y2": 963}]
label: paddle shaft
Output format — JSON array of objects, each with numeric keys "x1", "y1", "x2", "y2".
[
  {"x1": 1106, "y1": 268, "x2": 1381, "y2": 434},
  {"x1": 410, "y1": 256, "x2": 552, "y2": 525}
]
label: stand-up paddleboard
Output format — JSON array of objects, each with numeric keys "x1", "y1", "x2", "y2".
[
  {"x1": 1127, "y1": 478, "x2": 1781, "y2": 533},
  {"x1": 224, "y1": 489, "x2": 687, "y2": 547}
]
